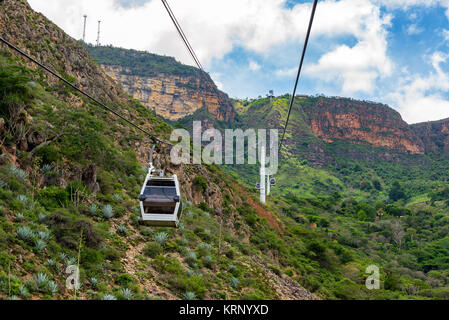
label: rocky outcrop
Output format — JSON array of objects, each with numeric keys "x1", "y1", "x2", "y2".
[
  {"x1": 411, "y1": 119, "x2": 449, "y2": 154},
  {"x1": 301, "y1": 97, "x2": 425, "y2": 154},
  {"x1": 101, "y1": 65, "x2": 235, "y2": 121}
]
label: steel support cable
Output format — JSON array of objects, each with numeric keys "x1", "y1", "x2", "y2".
[
  {"x1": 279, "y1": 0, "x2": 318, "y2": 153},
  {"x1": 161, "y1": 0, "x2": 203, "y2": 70},
  {"x1": 163, "y1": 0, "x2": 203, "y2": 70},
  {"x1": 0, "y1": 36, "x2": 173, "y2": 146}
]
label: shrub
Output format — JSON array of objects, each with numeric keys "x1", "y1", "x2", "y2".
[
  {"x1": 37, "y1": 187, "x2": 69, "y2": 208},
  {"x1": 143, "y1": 242, "x2": 163, "y2": 258},
  {"x1": 116, "y1": 274, "x2": 135, "y2": 287},
  {"x1": 193, "y1": 176, "x2": 207, "y2": 193}
]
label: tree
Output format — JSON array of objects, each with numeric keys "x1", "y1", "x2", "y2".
[
  {"x1": 390, "y1": 219, "x2": 405, "y2": 248},
  {"x1": 389, "y1": 181, "x2": 406, "y2": 202}
]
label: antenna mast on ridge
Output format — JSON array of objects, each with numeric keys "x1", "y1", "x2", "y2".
[
  {"x1": 96, "y1": 20, "x2": 101, "y2": 46},
  {"x1": 82, "y1": 15, "x2": 87, "y2": 42}
]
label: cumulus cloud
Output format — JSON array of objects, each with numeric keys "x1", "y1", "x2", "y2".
[
  {"x1": 406, "y1": 23, "x2": 423, "y2": 35},
  {"x1": 388, "y1": 52, "x2": 449, "y2": 123},
  {"x1": 249, "y1": 60, "x2": 261, "y2": 72},
  {"x1": 305, "y1": 0, "x2": 392, "y2": 94}
]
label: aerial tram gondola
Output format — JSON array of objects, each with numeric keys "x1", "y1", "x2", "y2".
[{"x1": 139, "y1": 145, "x2": 182, "y2": 228}]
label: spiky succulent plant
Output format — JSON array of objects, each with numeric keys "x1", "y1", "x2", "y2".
[
  {"x1": 183, "y1": 291, "x2": 197, "y2": 300},
  {"x1": 17, "y1": 226, "x2": 34, "y2": 242},
  {"x1": 154, "y1": 232, "x2": 168, "y2": 246},
  {"x1": 117, "y1": 225, "x2": 127, "y2": 235},
  {"x1": 35, "y1": 239, "x2": 47, "y2": 253},
  {"x1": 102, "y1": 205, "x2": 114, "y2": 219},
  {"x1": 121, "y1": 288, "x2": 133, "y2": 300}
]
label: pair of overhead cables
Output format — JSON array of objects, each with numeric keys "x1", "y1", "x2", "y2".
[{"x1": 0, "y1": 36, "x2": 172, "y2": 146}]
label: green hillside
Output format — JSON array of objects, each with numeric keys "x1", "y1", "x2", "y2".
[{"x1": 86, "y1": 44, "x2": 202, "y2": 78}]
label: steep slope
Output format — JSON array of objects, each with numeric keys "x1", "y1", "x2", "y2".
[
  {"x1": 411, "y1": 118, "x2": 449, "y2": 154},
  {"x1": 0, "y1": 0, "x2": 325, "y2": 301},
  {"x1": 86, "y1": 45, "x2": 235, "y2": 122},
  {"x1": 300, "y1": 97, "x2": 424, "y2": 155}
]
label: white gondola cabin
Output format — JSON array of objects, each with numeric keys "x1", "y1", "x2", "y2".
[{"x1": 139, "y1": 146, "x2": 181, "y2": 227}]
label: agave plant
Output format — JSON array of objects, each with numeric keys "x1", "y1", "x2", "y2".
[
  {"x1": 154, "y1": 232, "x2": 168, "y2": 246},
  {"x1": 113, "y1": 194, "x2": 122, "y2": 201},
  {"x1": 17, "y1": 226, "x2": 34, "y2": 242},
  {"x1": 66, "y1": 257, "x2": 77, "y2": 266},
  {"x1": 47, "y1": 259, "x2": 57, "y2": 268},
  {"x1": 18, "y1": 285, "x2": 28, "y2": 298},
  {"x1": 42, "y1": 164, "x2": 53, "y2": 174},
  {"x1": 230, "y1": 277, "x2": 239, "y2": 289},
  {"x1": 8, "y1": 295, "x2": 19, "y2": 300},
  {"x1": 185, "y1": 211, "x2": 195, "y2": 218},
  {"x1": 37, "y1": 230, "x2": 51, "y2": 241},
  {"x1": 117, "y1": 225, "x2": 127, "y2": 235},
  {"x1": 0, "y1": 180, "x2": 7, "y2": 189},
  {"x1": 14, "y1": 213, "x2": 26, "y2": 222},
  {"x1": 17, "y1": 195, "x2": 28, "y2": 203},
  {"x1": 187, "y1": 252, "x2": 197, "y2": 260},
  {"x1": 187, "y1": 269, "x2": 196, "y2": 277},
  {"x1": 59, "y1": 252, "x2": 67, "y2": 262},
  {"x1": 102, "y1": 205, "x2": 114, "y2": 219},
  {"x1": 102, "y1": 294, "x2": 117, "y2": 300},
  {"x1": 10, "y1": 165, "x2": 27, "y2": 179},
  {"x1": 121, "y1": 288, "x2": 133, "y2": 300},
  {"x1": 89, "y1": 203, "x2": 98, "y2": 216},
  {"x1": 37, "y1": 213, "x2": 47, "y2": 223},
  {"x1": 203, "y1": 229, "x2": 211, "y2": 235},
  {"x1": 199, "y1": 243, "x2": 212, "y2": 252},
  {"x1": 204, "y1": 255, "x2": 213, "y2": 262},
  {"x1": 48, "y1": 281, "x2": 58, "y2": 295},
  {"x1": 183, "y1": 291, "x2": 197, "y2": 300},
  {"x1": 34, "y1": 273, "x2": 49, "y2": 290},
  {"x1": 35, "y1": 239, "x2": 47, "y2": 253},
  {"x1": 89, "y1": 277, "x2": 98, "y2": 288}
]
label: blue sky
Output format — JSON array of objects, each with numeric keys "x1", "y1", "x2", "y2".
[{"x1": 28, "y1": 0, "x2": 449, "y2": 123}]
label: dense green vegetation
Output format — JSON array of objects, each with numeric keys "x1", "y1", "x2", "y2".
[
  {"x1": 221, "y1": 96, "x2": 449, "y2": 299},
  {"x1": 85, "y1": 45, "x2": 202, "y2": 78}
]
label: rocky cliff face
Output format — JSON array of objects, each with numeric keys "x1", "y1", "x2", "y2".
[
  {"x1": 101, "y1": 65, "x2": 235, "y2": 121},
  {"x1": 411, "y1": 119, "x2": 449, "y2": 154},
  {"x1": 301, "y1": 97, "x2": 425, "y2": 155}
]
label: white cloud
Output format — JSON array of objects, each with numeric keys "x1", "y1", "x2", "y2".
[
  {"x1": 443, "y1": 29, "x2": 449, "y2": 41},
  {"x1": 387, "y1": 52, "x2": 449, "y2": 123},
  {"x1": 406, "y1": 23, "x2": 423, "y2": 35},
  {"x1": 249, "y1": 60, "x2": 261, "y2": 72},
  {"x1": 305, "y1": 0, "x2": 392, "y2": 94},
  {"x1": 27, "y1": 0, "x2": 394, "y2": 68}
]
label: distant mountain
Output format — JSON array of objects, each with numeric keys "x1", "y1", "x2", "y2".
[{"x1": 86, "y1": 45, "x2": 235, "y2": 122}]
